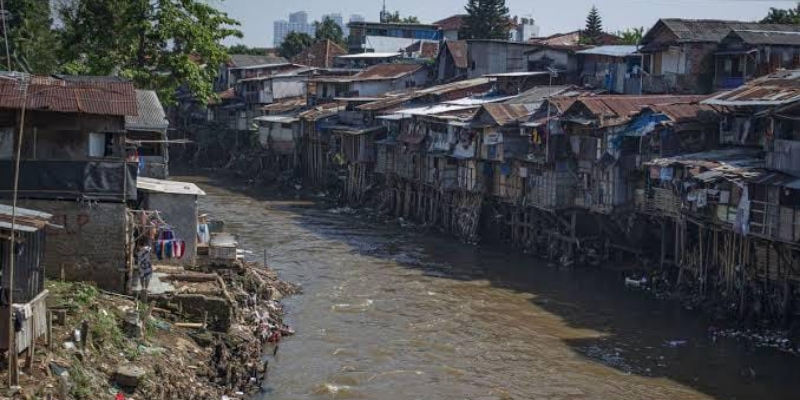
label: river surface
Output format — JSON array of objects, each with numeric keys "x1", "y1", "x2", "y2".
[{"x1": 190, "y1": 175, "x2": 799, "y2": 400}]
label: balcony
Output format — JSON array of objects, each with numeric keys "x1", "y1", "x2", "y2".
[{"x1": 0, "y1": 160, "x2": 137, "y2": 201}]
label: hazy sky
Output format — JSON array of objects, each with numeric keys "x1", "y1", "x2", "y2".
[{"x1": 214, "y1": 0, "x2": 796, "y2": 47}]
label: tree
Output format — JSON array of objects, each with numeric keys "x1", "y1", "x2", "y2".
[
  {"x1": 56, "y1": 0, "x2": 242, "y2": 105},
  {"x1": 461, "y1": 0, "x2": 511, "y2": 40},
  {"x1": 315, "y1": 17, "x2": 345, "y2": 45},
  {"x1": 279, "y1": 31, "x2": 313, "y2": 59},
  {"x1": 617, "y1": 27, "x2": 644, "y2": 45},
  {"x1": 582, "y1": 6, "x2": 604, "y2": 45},
  {"x1": 761, "y1": 4, "x2": 800, "y2": 24},
  {"x1": 383, "y1": 11, "x2": 419, "y2": 24},
  {"x1": 2, "y1": 0, "x2": 60, "y2": 73}
]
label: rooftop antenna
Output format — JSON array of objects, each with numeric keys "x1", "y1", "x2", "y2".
[{"x1": 380, "y1": 0, "x2": 388, "y2": 23}]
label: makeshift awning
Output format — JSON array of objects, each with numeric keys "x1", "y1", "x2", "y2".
[{"x1": 137, "y1": 177, "x2": 206, "y2": 196}]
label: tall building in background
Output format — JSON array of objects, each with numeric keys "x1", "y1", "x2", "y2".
[
  {"x1": 274, "y1": 11, "x2": 316, "y2": 46},
  {"x1": 322, "y1": 13, "x2": 346, "y2": 36}
]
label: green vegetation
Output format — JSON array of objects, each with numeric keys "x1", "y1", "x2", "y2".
[
  {"x1": 279, "y1": 31, "x2": 314, "y2": 59},
  {"x1": 762, "y1": 3, "x2": 800, "y2": 24},
  {"x1": 617, "y1": 27, "x2": 644, "y2": 45},
  {"x1": 581, "y1": 6, "x2": 604, "y2": 45},
  {"x1": 315, "y1": 17, "x2": 346, "y2": 46},
  {"x1": 461, "y1": 0, "x2": 511, "y2": 40}
]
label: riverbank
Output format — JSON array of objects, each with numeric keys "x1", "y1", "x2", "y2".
[{"x1": 0, "y1": 259, "x2": 298, "y2": 399}]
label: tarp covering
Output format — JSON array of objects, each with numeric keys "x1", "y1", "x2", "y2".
[{"x1": 0, "y1": 160, "x2": 137, "y2": 201}]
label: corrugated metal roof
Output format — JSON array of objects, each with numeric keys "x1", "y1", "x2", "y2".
[
  {"x1": 727, "y1": 30, "x2": 800, "y2": 46},
  {"x1": 642, "y1": 19, "x2": 800, "y2": 48},
  {"x1": 647, "y1": 147, "x2": 765, "y2": 172},
  {"x1": 0, "y1": 204, "x2": 53, "y2": 233},
  {"x1": 644, "y1": 103, "x2": 719, "y2": 123},
  {"x1": 444, "y1": 41, "x2": 469, "y2": 69},
  {"x1": 126, "y1": 90, "x2": 168, "y2": 131},
  {"x1": 567, "y1": 95, "x2": 709, "y2": 127},
  {"x1": 254, "y1": 115, "x2": 299, "y2": 123},
  {"x1": 703, "y1": 70, "x2": 800, "y2": 106},
  {"x1": 0, "y1": 74, "x2": 137, "y2": 116},
  {"x1": 137, "y1": 177, "x2": 206, "y2": 196},
  {"x1": 352, "y1": 63, "x2": 423, "y2": 81},
  {"x1": 298, "y1": 102, "x2": 345, "y2": 121},
  {"x1": 261, "y1": 97, "x2": 306, "y2": 113},
  {"x1": 504, "y1": 85, "x2": 572, "y2": 105},
  {"x1": 481, "y1": 104, "x2": 535, "y2": 126},
  {"x1": 576, "y1": 45, "x2": 640, "y2": 57},
  {"x1": 229, "y1": 54, "x2": 288, "y2": 68}
]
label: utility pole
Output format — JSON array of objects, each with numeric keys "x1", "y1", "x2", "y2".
[{"x1": 5, "y1": 72, "x2": 28, "y2": 388}]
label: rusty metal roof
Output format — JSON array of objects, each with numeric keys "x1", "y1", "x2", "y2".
[
  {"x1": 480, "y1": 104, "x2": 534, "y2": 126},
  {"x1": 298, "y1": 102, "x2": 345, "y2": 121},
  {"x1": 353, "y1": 63, "x2": 423, "y2": 81},
  {"x1": 703, "y1": 70, "x2": 800, "y2": 106},
  {"x1": 291, "y1": 40, "x2": 347, "y2": 69},
  {"x1": 645, "y1": 103, "x2": 719, "y2": 123},
  {"x1": 434, "y1": 15, "x2": 466, "y2": 31},
  {"x1": 444, "y1": 41, "x2": 469, "y2": 69},
  {"x1": 0, "y1": 74, "x2": 137, "y2": 116},
  {"x1": 567, "y1": 95, "x2": 708, "y2": 127}
]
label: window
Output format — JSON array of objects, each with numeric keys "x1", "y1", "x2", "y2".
[
  {"x1": 88, "y1": 132, "x2": 114, "y2": 157},
  {"x1": 0, "y1": 128, "x2": 13, "y2": 159}
]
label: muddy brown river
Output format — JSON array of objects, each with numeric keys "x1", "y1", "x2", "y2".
[{"x1": 191, "y1": 175, "x2": 799, "y2": 400}]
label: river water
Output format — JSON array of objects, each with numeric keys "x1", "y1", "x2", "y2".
[{"x1": 191, "y1": 175, "x2": 799, "y2": 400}]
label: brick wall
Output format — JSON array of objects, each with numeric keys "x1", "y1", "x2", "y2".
[{"x1": 19, "y1": 199, "x2": 128, "y2": 292}]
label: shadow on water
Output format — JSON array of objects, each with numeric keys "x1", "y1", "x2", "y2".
[{"x1": 188, "y1": 172, "x2": 799, "y2": 400}]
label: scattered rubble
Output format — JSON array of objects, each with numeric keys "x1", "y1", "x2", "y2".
[{"x1": 0, "y1": 258, "x2": 298, "y2": 399}]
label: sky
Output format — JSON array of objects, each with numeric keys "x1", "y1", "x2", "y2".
[{"x1": 213, "y1": 0, "x2": 797, "y2": 47}]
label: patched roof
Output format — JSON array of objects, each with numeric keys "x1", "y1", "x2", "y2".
[
  {"x1": 644, "y1": 103, "x2": 719, "y2": 123},
  {"x1": 352, "y1": 63, "x2": 423, "y2": 80},
  {"x1": 566, "y1": 95, "x2": 709, "y2": 127},
  {"x1": 126, "y1": 90, "x2": 168, "y2": 131},
  {"x1": 298, "y1": 102, "x2": 345, "y2": 121},
  {"x1": 229, "y1": 54, "x2": 288, "y2": 69},
  {"x1": 0, "y1": 73, "x2": 137, "y2": 116},
  {"x1": 529, "y1": 31, "x2": 621, "y2": 46},
  {"x1": 703, "y1": 70, "x2": 800, "y2": 106},
  {"x1": 434, "y1": 15, "x2": 466, "y2": 31},
  {"x1": 443, "y1": 40, "x2": 469, "y2": 69},
  {"x1": 504, "y1": 85, "x2": 572, "y2": 105},
  {"x1": 291, "y1": 40, "x2": 347, "y2": 69}
]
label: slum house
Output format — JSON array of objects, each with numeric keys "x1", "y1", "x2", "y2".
[
  {"x1": 126, "y1": 90, "x2": 170, "y2": 179},
  {"x1": 436, "y1": 40, "x2": 470, "y2": 83},
  {"x1": 298, "y1": 103, "x2": 346, "y2": 187},
  {"x1": 0, "y1": 204, "x2": 56, "y2": 365},
  {"x1": 320, "y1": 98, "x2": 389, "y2": 205},
  {"x1": 639, "y1": 148, "x2": 781, "y2": 318},
  {"x1": 575, "y1": 45, "x2": 643, "y2": 94},
  {"x1": 135, "y1": 177, "x2": 206, "y2": 269},
  {"x1": 210, "y1": 56, "x2": 297, "y2": 130},
  {"x1": 553, "y1": 95, "x2": 712, "y2": 264},
  {"x1": 714, "y1": 29, "x2": 800, "y2": 90},
  {"x1": 346, "y1": 20, "x2": 442, "y2": 54},
  {"x1": 484, "y1": 71, "x2": 558, "y2": 95},
  {"x1": 701, "y1": 72, "x2": 800, "y2": 316},
  {"x1": 312, "y1": 63, "x2": 428, "y2": 104},
  {"x1": 0, "y1": 74, "x2": 139, "y2": 292},
  {"x1": 465, "y1": 40, "x2": 538, "y2": 79},
  {"x1": 291, "y1": 39, "x2": 348, "y2": 69},
  {"x1": 638, "y1": 19, "x2": 800, "y2": 94},
  {"x1": 524, "y1": 44, "x2": 591, "y2": 84},
  {"x1": 235, "y1": 66, "x2": 311, "y2": 130},
  {"x1": 374, "y1": 103, "x2": 484, "y2": 239}
]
